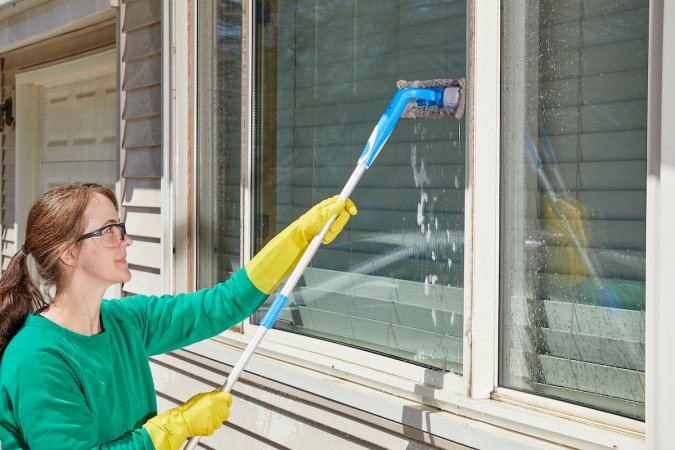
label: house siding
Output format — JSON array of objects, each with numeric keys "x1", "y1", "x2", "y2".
[
  {"x1": 119, "y1": 0, "x2": 163, "y2": 296},
  {"x1": 0, "y1": 19, "x2": 115, "y2": 270},
  {"x1": 150, "y1": 347, "x2": 473, "y2": 450}
]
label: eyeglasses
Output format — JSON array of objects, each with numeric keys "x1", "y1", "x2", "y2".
[{"x1": 77, "y1": 223, "x2": 127, "y2": 247}]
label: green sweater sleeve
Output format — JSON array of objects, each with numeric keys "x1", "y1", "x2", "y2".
[
  {"x1": 112, "y1": 268, "x2": 269, "y2": 356},
  {"x1": 0, "y1": 346, "x2": 154, "y2": 450}
]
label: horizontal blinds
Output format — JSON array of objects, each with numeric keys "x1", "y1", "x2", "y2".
[{"x1": 251, "y1": 0, "x2": 467, "y2": 372}]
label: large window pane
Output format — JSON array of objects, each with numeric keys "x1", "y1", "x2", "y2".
[
  {"x1": 250, "y1": 0, "x2": 467, "y2": 373},
  {"x1": 499, "y1": 0, "x2": 647, "y2": 420}
]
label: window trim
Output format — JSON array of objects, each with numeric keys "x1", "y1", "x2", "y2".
[
  {"x1": 466, "y1": 0, "x2": 500, "y2": 401},
  {"x1": 646, "y1": 0, "x2": 673, "y2": 447},
  {"x1": 188, "y1": 0, "x2": 657, "y2": 447}
]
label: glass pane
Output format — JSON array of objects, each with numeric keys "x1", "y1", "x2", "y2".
[
  {"x1": 251, "y1": 0, "x2": 467, "y2": 373},
  {"x1": 197, "y1": 0, "x2": 243, "y2": 286},
  {"x1": 499, "y1": 0, "x2": 647, "y2": 420}
]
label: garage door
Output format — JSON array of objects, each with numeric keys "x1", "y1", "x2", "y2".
[{"x1": 40, "y1": 73, "x2": 117, "y2": 192}]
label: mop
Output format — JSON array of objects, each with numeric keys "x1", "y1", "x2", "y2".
[{"x1": 185, "y1": 78, "x2": 466, "y2": 449}]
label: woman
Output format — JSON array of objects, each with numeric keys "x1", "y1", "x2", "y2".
[{"x1": 0, "y1": 183, "x2": 356, "y2": 449}]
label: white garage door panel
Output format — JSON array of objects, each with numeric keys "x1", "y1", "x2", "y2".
[
  {"x1": 42, "y1": 74, "x2": 116, "y2": 164},
  {"x1": 41, "y1": 161, "x2": 117, "y2": 192}
]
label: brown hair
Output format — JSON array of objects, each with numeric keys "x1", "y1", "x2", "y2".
[{"x1": 0, "y1": 183, "x2": 117, "y2": 359}]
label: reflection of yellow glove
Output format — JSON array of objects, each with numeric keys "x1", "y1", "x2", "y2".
[
  {"x1": 143, "y1": 390, "x2": 232, "y2": 450},
  {"x1": 541, "y1": 196, "x2": 588, "y2": 285},
  {"x1": 246, "y1": 196, "x2": 357, "y2": 294}
]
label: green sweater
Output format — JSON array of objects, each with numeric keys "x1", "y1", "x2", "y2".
[{"x1": 0, "y1": 268, "x2": 267, "y2": 449}]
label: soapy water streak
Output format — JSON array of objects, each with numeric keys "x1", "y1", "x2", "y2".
[{"x1": 411, "y1": 142, "x2": 452, "y2": 303}]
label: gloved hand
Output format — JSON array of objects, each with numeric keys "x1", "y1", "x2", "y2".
[
  {"x1": 541, "y1": 196, "x2": 589, "y2": 285},
  {"x1": 246, "y1": 196, "x2": 357, "y2": 294},
  {"x1": 143, "y1": 390, "x2": 232, "y2": 450}
]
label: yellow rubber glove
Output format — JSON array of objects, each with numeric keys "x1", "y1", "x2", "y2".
[
  {"x1": 143, "y1": 390, "x2": 232, "y2": 450},
  {"x1": 246, "y1": 195, "x2": 357, "y2": 294},
  {"x1": 541, "y1": 196, "x2": 589, "y2": 285}
]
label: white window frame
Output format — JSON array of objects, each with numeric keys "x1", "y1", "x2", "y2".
[{"x1": 183, "y1": 0, "x2": 674, "y2": 448}]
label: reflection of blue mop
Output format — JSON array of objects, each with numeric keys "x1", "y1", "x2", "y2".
[
  {"x1": 185, "y1": 78, "x2": 466, "y2": 449},
  {"x1": 538, "y1": 123, "x2": 571, "y2": 202},
  {"x1": 525, "y1": 133, "x2": 614, "y2": 304},
  {"x1": 539, "y1": 125, "x2": 645, "y2": 310},
  {"x1": 527, "y1": 129, "x2": 645, "y2": 388}
]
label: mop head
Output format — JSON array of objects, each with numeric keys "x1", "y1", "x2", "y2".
[{"x1": 396, "y1": 78, "x2": 466, "y2": 120}]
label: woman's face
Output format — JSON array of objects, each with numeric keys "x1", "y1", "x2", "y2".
[{"x1": 75, "y1": 193, "x2": 133, "y2": 288}]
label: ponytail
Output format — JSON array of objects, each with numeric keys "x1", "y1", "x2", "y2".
[
  {"x1": 0, "y1": 248, "x2": 47, "y2": 360},
  {"x1": 0, "y1": 182, "x2": 115, "y2": 361}
]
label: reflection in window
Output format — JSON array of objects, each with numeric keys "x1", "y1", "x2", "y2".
[
  {"x1": 500, "y1": 0, "x2": 647, "y2": 419},
  {"x1": 250, "y1": 0, "x2": 467, "y2": 373}
]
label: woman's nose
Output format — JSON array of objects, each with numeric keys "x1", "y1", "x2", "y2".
[{"x1": 122, "y1": 234, "x2": 133, "y2": 247}]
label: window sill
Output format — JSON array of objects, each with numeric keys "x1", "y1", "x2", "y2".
[{"x1": 185, "y1": 332, "x2": 645, "y2": 450}]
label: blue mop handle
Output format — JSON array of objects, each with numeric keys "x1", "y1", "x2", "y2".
[
  {"x1": 260, "y1": 89, "x2": 440, "y2": 327},
  {"x1": 538, "y1": 123, "x2": 557, "y2": 168},
  {"x1": 259, "y1": 175, "x2": 360, "y2": 328},
  {"x1": 358, "y1": 88, "x2": 436, "y2": 168},
  {"x1": 184, "y1": 173, "x2": 362, "y2": 450}
]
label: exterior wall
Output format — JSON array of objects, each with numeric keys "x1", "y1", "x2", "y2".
[
  {"x1": 119, "y1": 0, "x2": 164, "y2": 296},
  {"x1": 150, "y1": 346, "x2": 474, "y2": 450},
  {"x1": 0, "y1": 19, "x2": 115, "y2": 270}
]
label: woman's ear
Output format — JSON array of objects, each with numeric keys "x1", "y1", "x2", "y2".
[{"x1": 58, "y1": 243, "x2": 79, "y2": 267}]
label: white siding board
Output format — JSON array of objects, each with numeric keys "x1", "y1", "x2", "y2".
[
  {"x1": 1, "y1": 225, "x2": 15, "y2": 242},
  {"x1": 2, "y1": 195, "x2": 13, "y2": 214},
  {"x1": 2, "y1": 211, "x2": 14, "y2": 227},
  {"x1": 123, "y1": 84, "x2": 161, "y2": 119},
  {"x1": 126, "y1": 238, "x2": 161, "y2": 270},
  {"x1": 125, "y1": 209, "x2": 161, "y2": 239},
  {"x1": 122, "y1": 116, "x2": 162, "y2": 148},
  {"x1": 122, "y1": 0, "x2": 161, "y2": 33},
  {"x1": 121, "y1": 55, "x2": 161, "y2": 90},
  {"x1": 122, "y1": 146, "x2": 162, "y2": 177},
  {"x1": 122, "y1": 178, "x2": 161, "y2": 207},
  {"x1": 2, "y1": 239, "x2": 14, "y2": 258},
  {"x1": 123, "y1": 268, "x2": 162, "y2": 296},
  {"x1": 122, "y1": 23, "x2": 161, "y2": 62}
]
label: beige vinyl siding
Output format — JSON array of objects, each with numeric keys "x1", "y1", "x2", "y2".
[
  {"x1": 0, "y1": 20, "x2": 115, "y2": 272},
  {"x1": 150, "y1": 347, "x2": 471, "y2": 450},
  {"x1": 120, "y1": 0, "x2": 163, "y2": 296}
]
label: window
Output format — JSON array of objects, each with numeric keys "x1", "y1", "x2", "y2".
[
  {"x1": 499, "y1": 0, "x2": 647, "y2": 420},
  {"x1": 248, "y1": 0, "x2": 468, "y2": 374},
  {"x1": 195, "y1": 0, "x2": 651, "y2": 444}
]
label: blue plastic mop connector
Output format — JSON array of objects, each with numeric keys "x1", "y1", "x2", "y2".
[
  {"x1": 260, "y1": 293, "x2": 289, "y2": 329},
  {"x1": 415, "y1": 88, "x2": 448, "y2": 107}
]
